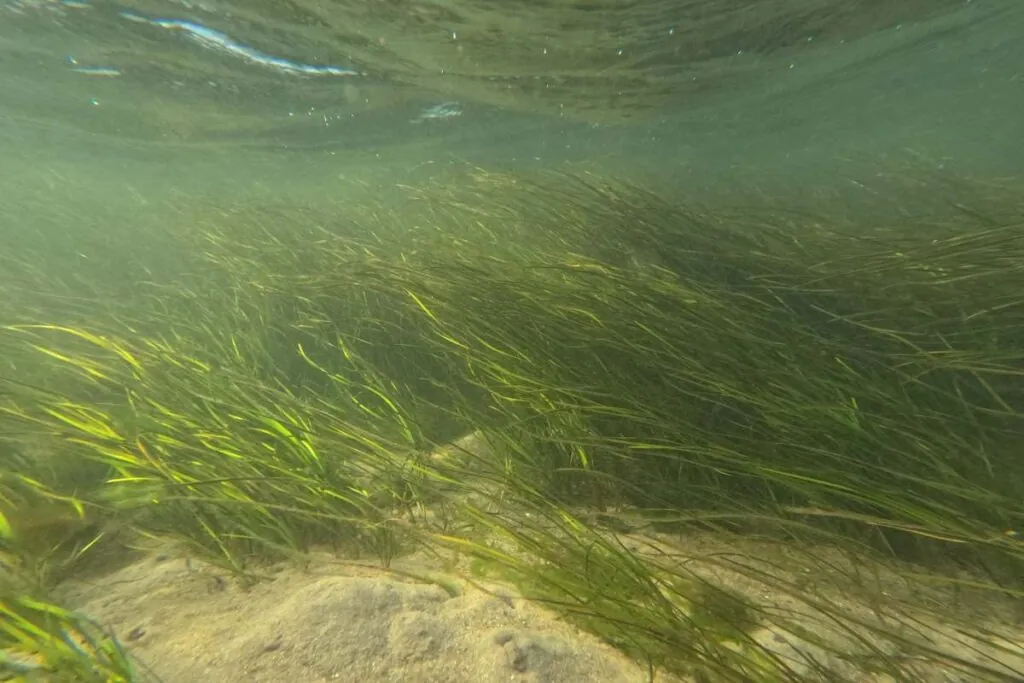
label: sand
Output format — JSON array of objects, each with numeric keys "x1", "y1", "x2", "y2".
[
  {"x1": 56, "y1": 521, "x2": 1024, "y2": 683},
  {"x1": 43, "y1": 436, "x2": 1024, "y2": 683},
  {"x1": 60, "y1": 549, "x2": 679, "y2": 683}
]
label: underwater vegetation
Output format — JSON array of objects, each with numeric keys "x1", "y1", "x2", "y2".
[{"x1": 0, "y1": 169, "x2": 1022, "y2": 681}]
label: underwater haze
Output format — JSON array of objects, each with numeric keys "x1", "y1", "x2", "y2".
[
  {"x1": 3, "y1": 0, "x2": 1023, "y2": 199},
  {"x1": 2, "y1": 1, "x2": 1024, "y2": 682}
]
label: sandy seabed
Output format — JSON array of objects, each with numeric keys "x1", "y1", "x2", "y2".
[
  {"x1": 59, "y1": 525, "x2": 1024, "y2": 683},
  {"x1": 62, "y1": 548, "x2": 670, "y2": 683}
]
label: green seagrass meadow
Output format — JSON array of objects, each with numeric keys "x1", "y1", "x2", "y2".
[{"x1": 2, "y1": 170, "x2": 1022, "y2": 682}]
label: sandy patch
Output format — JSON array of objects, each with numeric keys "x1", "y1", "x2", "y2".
[{"x1": 61, "y1": 551, "x2": 677, "y2": 683}]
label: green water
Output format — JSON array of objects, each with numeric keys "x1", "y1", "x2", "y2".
[{"x1": 3, "y1": 0, "x2": 1022, "y2": 213}]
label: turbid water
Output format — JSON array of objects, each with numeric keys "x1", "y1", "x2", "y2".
[{"x1": 3, "y1": 0, "x2": 1022, "y2": 205}]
